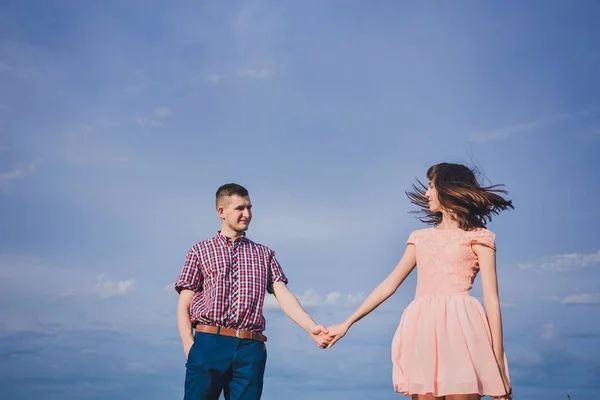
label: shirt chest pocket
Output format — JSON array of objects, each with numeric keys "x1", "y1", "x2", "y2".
[
  {"x1": 201, "y1": 254, "x2": 229, "y2": 283},
  {"x1": 237, "y1": 254, "x2": 269, "y2": 288}
]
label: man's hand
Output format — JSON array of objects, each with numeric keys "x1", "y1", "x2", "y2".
[
  {"x1": 308, "y1": 324, "x2": 330, "y2": 349},
  {"x1": 324, "y1": 323, "x2": 350, "y2": 348},
  {"x1": 183, "y1": 337, "x2": 194, "y2": 360},
  {"x1": 177, "y1": 290, "x2": 196, "y2": 360}
]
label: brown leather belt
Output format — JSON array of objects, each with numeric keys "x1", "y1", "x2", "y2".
[{"x1": 195, "y1": 325, "x2": 267, "y2": 342}]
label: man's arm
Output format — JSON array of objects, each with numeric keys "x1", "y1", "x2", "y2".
[
  {"x1": 177, "y1": 289, "x2": 195, "y2": 359},
  {"x1": 271, "y1": 282, "x2": 330, "y2": 348},
  {"x1": 175, "y1": 246, "x2": 203, "y2": 359}
]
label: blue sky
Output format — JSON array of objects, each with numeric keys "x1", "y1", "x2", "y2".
[{"x1": 1, "y1": 1, "x2": 599, "y2": 399}]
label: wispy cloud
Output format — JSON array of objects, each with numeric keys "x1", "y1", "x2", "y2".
[
  {"x1": 587, "y1": 126, "x2": 600, "y2": 137},
  {"x1": 519, "y1": 249, "x2": 600, "y2": 272},
  {"x1": 207, "y1": 74, "x2": 222, "y2": 84},
  {"x1": 134, "y1": 106, "x2": 173, "y2": 126},
  {"x1": 264, "y1": 289, "x2": 366, "y2": 310},
  {"x1": 93, "y1": 275, "x2": 136, "y2": 299},
  {"x1": 206, "y1": 68, "x2": 274, "y2": 84},
  {"x1": 0, "y1": 159, "x2": 42, "y2": 181},
  {"x1": 63, "y1": 275, "x2": 136, "y2": 299},
  {"x1": 154, "y1": 106, "x2": 173, "y2": 119},
  {"x1": 558, "y1": 293, "x2": 600, "y2": 305},
  {"x1": 237, "y1": 68, "x2": 273, "y2": 79},
  {"x1": 540, "y1": 250, "x2": 600, "y2": 272},
  {"x1": 470, "y1": 112, "x2": 571, "y2": 143},
  {"x1": 541, "y1": 322, "x2": 556, "y2": 340},
  {"x1": 518, "y1": 262, "x2": 534, "y2": 269},
  {"x1": 0, "y1": 62, "x2": 11, "y2": 71}
]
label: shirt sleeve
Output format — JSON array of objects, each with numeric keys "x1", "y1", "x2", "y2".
[
  {"x1": 267, "y1": 251, "x2": 288, "y2": 294},
  {"x1": 406, "y1": 230, "x2": 417, "y2": 245},
  {"x1": 174, "y1": 247, "x2": 203, "y2": 293},
  {"x1": 471, "y1": 229, "x2": 496, "y2": 251}
]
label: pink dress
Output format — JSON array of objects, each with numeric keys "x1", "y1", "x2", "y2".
[{"x1": 391, "y1": 227, "x2": 510, "y2": 397}]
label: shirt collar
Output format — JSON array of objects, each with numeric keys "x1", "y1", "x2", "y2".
[{"x1": 216, "y1": 230, "x2": 248, "y2": 245}]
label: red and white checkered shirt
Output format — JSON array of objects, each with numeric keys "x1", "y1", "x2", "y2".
[{"x1": 175, "y1": 231, "x2": 288, "y2": 332}]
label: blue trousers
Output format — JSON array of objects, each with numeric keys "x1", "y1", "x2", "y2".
[{"x1": 184, "y1": 331, "x2": 267, "y2": 400}]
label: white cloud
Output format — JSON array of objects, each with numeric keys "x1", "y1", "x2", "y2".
[
  {"x1": 518, "y1": 262, "x2": 534, "y2": 269},
  {"x1": 559, "y1": 293, "x2": 600, "y2": 305},
  {"x1": 133, "y1": 106, "x2": 172, "y2": 127},
  {"x1": 205, "y1": 69, "x2": 273, "y2": 84},
  {"x1": 587, "y1": 126, "x2": 600, "y2": 136},
  {"x1": 0, "y1": 160, "x2": 41, "y2": 181},
  {"x1": 154, "y1": 106, "x2": 173, "y2": 119},
  {"x1": 122, "y1": 70, "x2": 154, "y2": 95},
  {"x1": 470, "y1": 112, "x2": 570, "y2": 143},
  {"x1": 300, "y1": 289, "x2": 329, "y2": 307},
  {"x1": 518, "y1": 250, "x2": 600, "y2": 272},
  {"x1": 345, "y1": 292, "x2": 367, "y2": 307},
  {"x1": 540, "y1": 250, "x2": 600, "y2": 272},
  {"x1": 60, "y1": 275, "x2": 136, "y2": 300},
  {"x1": 264, "y1": 289, "x2": 366, "y2": 310},
  {"x1": 237, "y1": 68, "x2": 273, "y2": 79},
  {"x1": 264, "y1": 293, "x2": 280, "y2": 309},
  {"x1": 0, "y1": 256, "x2": 146, "y2": 331},
  {"x1": 164, "y1": 283, "x2": 175, "y2": 292},
  {"x1": 506, "y1": 345, "x2": 543, "y2": 365},
  {"x1": 541, "y1": 322, "x2": 555, "y2": 340},
  {"x1": 93, "y1": 275, "x2": 136, "y2": 299},
  {"x1": 207, "y1": 74, "x2": 222, "y2": 84}
]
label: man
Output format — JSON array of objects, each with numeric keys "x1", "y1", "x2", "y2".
[{"x1": 175, "y1": 183, "x2": 330, "y2": 400}]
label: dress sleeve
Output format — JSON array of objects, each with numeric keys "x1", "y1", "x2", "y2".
[
  {"x1": 471, "y1": 229, "x2": 496, "y2": 250},
  {"x1": 407, "y1": 230, "x2": 417, "y2": 245}
]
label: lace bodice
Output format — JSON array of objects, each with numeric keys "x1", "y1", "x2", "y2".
[{"x1": 407, "y1": 227, "x2": 496, "y2": 297}]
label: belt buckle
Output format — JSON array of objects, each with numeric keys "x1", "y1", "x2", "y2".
[{"x1": 235, "y1": 329, "x2": 241, "y2": 338}]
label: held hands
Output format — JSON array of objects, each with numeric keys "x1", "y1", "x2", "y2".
[
  {"x1": 323, "y1": 322, "x2": 350, "y2": 348},
  {"x1": 307, "y1": 324, "x2": 331, "y2": 349},
  {"x1": 308, "y1": 322, "x2": 350, "y2": 349}
]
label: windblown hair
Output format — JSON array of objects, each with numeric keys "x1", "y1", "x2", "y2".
[
  {"x1": 406, "y1": 163, "x2": 514, "y2": 230},
  {"x1": 216, "y1": 183, "x2": 249, "y2": 208}
]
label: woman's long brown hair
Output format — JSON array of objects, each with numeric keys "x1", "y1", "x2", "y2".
[{"x1": 406, "y1": 163, "x2": 514, "y2": 230}]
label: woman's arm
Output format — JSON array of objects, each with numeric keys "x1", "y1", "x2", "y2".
[
  {"x1": 475, "y1": 243, "x2": 511, "y2": 397},
  {"x1": 475, "y1": 244, "x2": 504, "y2": 361},
  {"x1": 326, "y1": 244, "x2": 417, "y2": 347}
]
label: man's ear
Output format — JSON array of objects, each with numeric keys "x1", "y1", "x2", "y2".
[{"x1": 216, "y1": 196, "x2": 230, "y2": 220}]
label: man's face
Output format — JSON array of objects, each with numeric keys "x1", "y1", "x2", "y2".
[{"x1": 218, "y1": 195, "x2": 252, "y2": 233}]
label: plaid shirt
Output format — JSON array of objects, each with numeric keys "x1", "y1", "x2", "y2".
[{"x1": 175, "y1": 231, "x2": 288, "y2": 332}]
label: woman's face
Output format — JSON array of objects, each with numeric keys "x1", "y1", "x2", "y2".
[{"x1": 425, "y1": 180, "x2": 442, "y2": 212}]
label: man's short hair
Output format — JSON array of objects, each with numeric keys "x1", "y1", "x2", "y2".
[{"x1": 216, "y1": 183, "x2": 249, "y2": 207}]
